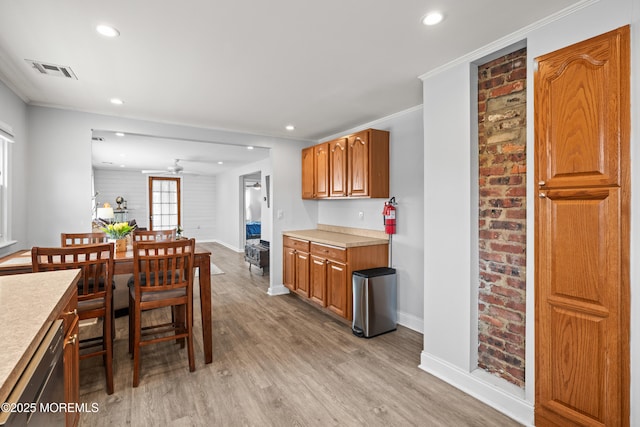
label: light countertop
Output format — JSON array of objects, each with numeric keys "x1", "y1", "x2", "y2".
[
  {"x1": 283, "y1": 226, "x2": 389, "y2": 248},
  {"x1": 0, "y1": 269, "x2": 80, "y2": 405}
]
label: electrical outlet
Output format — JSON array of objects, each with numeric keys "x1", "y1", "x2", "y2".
[{"x1": 358, "y1": 211, "x2": 364, "y2": 220}]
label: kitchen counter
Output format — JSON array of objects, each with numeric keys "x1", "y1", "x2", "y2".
[
  {"x1": 283, "y1": 224, "x2": 388, "y2": 248},
  {"x1": 0, "y1": 269, "x2": 80, "y2": 405}
]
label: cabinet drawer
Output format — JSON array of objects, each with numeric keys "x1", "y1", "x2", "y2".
[
  {"x1": 283, "y1": 236, "x2": 310, "y2": 252},
  {"x1": 310, "y1": 243, "x2": 346, "y2": 262}
]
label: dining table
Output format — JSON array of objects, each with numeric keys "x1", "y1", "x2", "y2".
[{"x1": 0, "y1": 242, "x2": 214, "y2": 364}]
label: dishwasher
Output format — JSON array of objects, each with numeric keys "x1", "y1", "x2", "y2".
[{"x1": 0, "y1": 319, "x2": 65, "y2": 426}]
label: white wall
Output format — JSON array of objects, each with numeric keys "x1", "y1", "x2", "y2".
[
  {"x1": 318, "y1": 106, "x2": 424, "y2": 332},
  {"x1": 93, "y1": 168, "x2": 217, "y2": 241},
  {"x1": 420, "y1": 0, "x2": 639, "y2": 425},
  {"x1": 0, "y1": 80, "x2": 28, "y2": 257},
  {"x1": 181, "y1": 174, "x2": 217, "y2": 241},
  {"x1": 93, "y1": 169, "x2": 148, "y2": 227},
  {"x1": 215, "y1": 160, "x2": 268, "y2": 250}
]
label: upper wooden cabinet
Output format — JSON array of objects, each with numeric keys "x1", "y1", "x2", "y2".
[
  {"x1": 314, "y1": 143, "x2": 330, "y2": 198},
  {"x1": 301, "y1": 146, "x2": 314, "y2": 199},
  {"x1": 329, "y1": 137, "x2": 348, "y2": 197},
  {"x1": 302, "y1": 129, "x2": 389, "y2": 199}
]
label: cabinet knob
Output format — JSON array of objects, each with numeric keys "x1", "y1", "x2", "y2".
[
  {"x1": 65, "y1": 308, "x2": 78, "y2": 316},
  {"x1": 538, "y1": 181, "x2": 546, "y2": 187},
  {"x1": 539, "y1": 192, "x2": 547, "y2": 198}
]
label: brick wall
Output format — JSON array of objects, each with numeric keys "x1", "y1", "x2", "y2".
[{"x1": 477, "y1": 48, "x2": 527, "y2": 387}]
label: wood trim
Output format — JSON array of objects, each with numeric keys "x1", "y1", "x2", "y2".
[{"x1": 148, "y1": 176, "x2": 181, "y2": 231}]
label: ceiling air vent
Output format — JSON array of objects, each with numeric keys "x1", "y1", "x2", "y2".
[
  {"x1": 25, "y1": 59, "x2": 78, "y2": 79},
  {"x1": 92, "y1": 137, "x2": 105, "y2": 142}
]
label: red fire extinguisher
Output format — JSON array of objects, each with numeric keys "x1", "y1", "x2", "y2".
[{"x1": 382, "y1": 197, "x2": 397, "y2": 235}]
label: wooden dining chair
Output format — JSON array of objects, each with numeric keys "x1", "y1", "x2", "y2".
[
  {"x1": 132, "y1": 229, "x2": 176, "y2": 242},
  {"x1": 128, "y1": 238, "x2": 196, "y2": 387},
  {"x1": 32, "y1": 243, "x2": 115, "y2": 394},
  {"x1": 61, "y1": 232, "x2": 109, "y2": 247}
]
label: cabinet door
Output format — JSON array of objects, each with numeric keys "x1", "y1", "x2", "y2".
[
  {"x1": 329, "y1": 137, "x2": 348, "y2": 197},
  {"x1": 301, "y1": 147, "x2": 315, "y2": 199},
  {"x1": 348, "y1": 130, "x2": 370, "y2": 197},
  {"x1": 294, "y1": 251, "x2": 310, "y2": 297},
  {"x1": 283, "y1": 247, "x2": 296, "y2": 291},
  {"x1": 64, "y1": 315, "x2": 79, "y2": 427},
  {"x1": 314, "y1": 143, "x2": 329, "y2": 198},
  {"x1": 326, "y1": 260, "x2": 348, "y2": 318},
  {"x1": 310, "y1": 255, "x2": 327, "y2": 307}
]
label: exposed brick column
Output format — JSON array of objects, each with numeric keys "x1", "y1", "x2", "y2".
[{"x1": 477, "y1": 48, "x2": 527, "y2": 387}]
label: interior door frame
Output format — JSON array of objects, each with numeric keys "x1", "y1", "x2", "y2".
[
  {"x1": 240, "y1": 171, "x2": 262, "y2": 248},
  {"x1": 148, "y1": 176, "x2": 182, "y2": 231}
]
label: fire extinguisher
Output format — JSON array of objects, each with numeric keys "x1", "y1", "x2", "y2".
[{"x1": 382, "y1": 197, "x2": 397, "y2": 235}]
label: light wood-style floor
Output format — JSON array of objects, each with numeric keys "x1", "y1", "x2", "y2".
[{"x1": 78, "y1": 242, "x2": 521, "y2": 426}]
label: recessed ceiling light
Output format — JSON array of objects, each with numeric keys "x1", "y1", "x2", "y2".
[
  {"x1": 115, "y1": 132, "x2": 125, "y2": 137},
  {"x1": 422, "y1": 12, "x2": 444, "y2": 26},
  {"x1": 119, "y1": 164, "x2": 125, "y2": 168},
  {"x1": 110, "y1": 98, "x2": 124, "y2": 105},
  {"x1": 246, "y1": 146, "x2": 254, "y2": 150},
  {"x1": 96, "y1": 24, "x2": 120, "y2": 38},
  {"x1": 217, "y1": 161, "x2": 224, "y2": 165},
  {"x1": 285, "y1": 125, "x2": 295, "y2": 131}
]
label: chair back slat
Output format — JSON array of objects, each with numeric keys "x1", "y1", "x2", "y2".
[
  {"x1": 132, "y1": 229, "x2": 176, "y2": 242},
  {"x1": 132, "y1": 238, "x2": 194, "y2": 293},
  {"x1": 61, "y1": 232, "x2": 109, "y2": 247},
  {"x1": 32, "y1": 244, "x2": 114, "y2": 301}
]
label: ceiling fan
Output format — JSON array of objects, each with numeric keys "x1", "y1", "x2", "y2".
[{"x1": 141, "y1": 159, "x2": 197, "y2": 175}]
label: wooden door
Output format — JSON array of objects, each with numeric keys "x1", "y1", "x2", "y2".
[
  {"x1": 326, "y1": 260, "x2": 348, "y2": 318},
  {"x1": 314, "y1": 143, "x2": 329, "y2": 198},
  {"x1": 534, "y1": 26, "x2": 630, "y2": 427},
  {"x1": 283, "y1": 247, "x2": 296, "y2": 291},
  {"x1": 329, "y1": 137, "x2": 348, "y2": 197},
  {"x1": 310, "y1": 255, "x2": 327, "y2": 307},
  {"x1": 348, "y1": 130, "x2": 369, "y2": 197},
  {"x1": 301, "y1": 147, "x2": 314, "y2": 199},
  {"x1": 148, "y1": 176, "x2": 181, "y2": 230},
  {"x1": 294, "y1": 251, "x2": 310, "y2": 297}
]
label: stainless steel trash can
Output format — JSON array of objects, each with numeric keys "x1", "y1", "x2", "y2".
[{"x1": 352, "y1": 267, "x2": 397, "y2": 338}]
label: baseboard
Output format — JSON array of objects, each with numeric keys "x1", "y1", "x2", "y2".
[
  {"x1": 419, "y1": 352, "x2": 534, "y2": 426},
  {"x1": 212, "y1": 239, "x2": 243, "y2": 253},
  {"x1": 397, "y1": 311, "x2": 423, "y2": 333},
  {"x1": 268, "y1": 284, "x2": 290, "y2": 296}
]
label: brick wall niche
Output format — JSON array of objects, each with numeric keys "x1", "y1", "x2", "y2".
[{"x1": 477, "y1": 48, "x2": 527, "y2": 388}]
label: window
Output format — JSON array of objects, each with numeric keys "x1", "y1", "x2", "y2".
[
  {"x1": 148, "y1": 177, "x2": 181, "y2": 231},
  {"x1": 0, "y1": 123, "x2": 14, "y2": 244}
]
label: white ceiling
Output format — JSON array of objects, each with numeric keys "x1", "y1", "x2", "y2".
[
  {"x1": 0, "y1": 0, "x2": 581, "y2": 170},
  {"x1": 91, "y1": 130, "x2": 271, "y2": 176}
]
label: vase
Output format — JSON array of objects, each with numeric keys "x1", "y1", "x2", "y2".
[{"x1": 108, "y1": 238, "x2": 127, "y2": 253}]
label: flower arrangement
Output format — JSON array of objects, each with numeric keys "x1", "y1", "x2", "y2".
[{"x1": 101, "y1": 222, "x2": 136, "y2": 239}]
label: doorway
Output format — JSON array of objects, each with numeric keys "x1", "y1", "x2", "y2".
[{"x1": 242, "y1": 172, "x2": 262, "y2": 246}]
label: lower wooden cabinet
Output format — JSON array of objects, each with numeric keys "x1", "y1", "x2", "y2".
[
  {"x1": 294, "y1": 250, "x2": 310, "y2": 298},
  {"x1": 61, "y1": 290, "x2": 79, "y2": 427},
  {"x1": 325, "y1": 260, "x2": 348, "y2": 318},
  {"x1": 283, "y1": 236, "x2": 310, "y2": 298},
  {"x1": 310, "y1": 255, "x2": 327, "y2": 307},
  {"x1": 283, "y1": 234, "x2": 388, "y2": 321}
]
